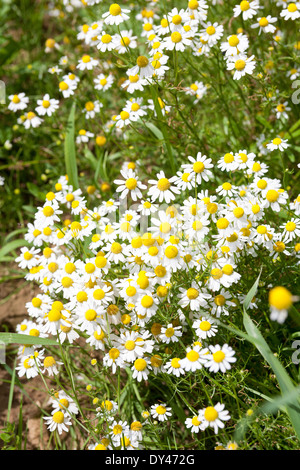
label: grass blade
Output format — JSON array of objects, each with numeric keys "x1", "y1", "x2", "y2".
[
  {"x1": 0, "y1": 332, "x2": 59, "y2": 346},
  {"x1": 64, "y1": 102, "x2": 78, "y2": 189}
]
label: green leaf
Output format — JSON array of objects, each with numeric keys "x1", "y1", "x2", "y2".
[
  {"x1": 26, "y1": 182, "x2": 46, "y2": 201},
  {"x1": 243, "y1": 268, "x2": 262, "y2": 311},
  {"x1": 64, "y1": 102, "x2": 78, "y2": 189},
  {"x1": 243, "y1": 311, "x2": 300, "y2": 440},
  {"x1": 0, "y1": 333, "x2": 59, "y2": 346},
  {"x1": 235, "y1": 386, "x2": 300, "y2": 443},
  {"x1": 144, "y1": 122, "x2": 164, "y2": 141},
  {"x1": 0, "y1": 239, "x2": 29, "y2": 262}
]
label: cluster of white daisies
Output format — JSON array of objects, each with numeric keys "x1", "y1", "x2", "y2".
[
  {"x1": 6, "y1": 0, "x2": 300, "y2": 136},
  {"x1": 13, "y1": 139, "x2": 299, "y2": 440}
]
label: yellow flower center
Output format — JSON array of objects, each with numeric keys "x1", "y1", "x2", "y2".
[
  {"x1": 269, "y1": 286, "x2": 292, "y2": 310},
  {"x1": 213, "y1": 351, "x2": 226, "y2": 363},
  {"x1": 165, "y1": 327, "x2": 175, "y2": 338},
  {"x1": 165, "y1": 246, "x2": 178, "y2": 259},
  {"x1": 211, "y1": 268, "x2": 223, "y2": 280},
  {"x1": 111, "y1": 242, "x2": 122, "y2": 254},
  {"x1": 141, "y1": 295, "x2": 154, "y2": 308},
  {"x1": 157, "y1": 177, "x2": 171, "y2": 191},
  {"x1": 206, "y1": 26, "x2": 216, "y2": 35},
  {"x1": 240, "y1": 1, "x2": 250, "y2": 11},
  {"x1": 134, "y1": 358, "x2": 147, "y2": 371},
  {"x1": 288, "y1": 3, "x2": 297, "y2": 12},
  {"x1": 193, "y1": 161, "x2": 205, "y2": 173},
  {"x1": 171, "y1": 32, "x2": 182, "y2": 43},
  {"x1": 121, "y1": 36, "x2": 130, "y2": 46},
  {"x1": 187, "y1": 288, "x2": 199, "y2": 299},
  {"x1": 235, "y1": 59, "x2": 246, "y2": 71},
  {"x1": 259, "y1": 17, "x2": 269, "y2": 27},
  {"x1": 155, "y1": 405, "x2": 167, "y2": 415},
  {"x1": 228, "y1": 35, "x2": 239, "y2": 47},
  {"x1": 120, "y1": 110, "x2": 130, "y2": 121},
  {"x1": 85, "y1": 309, "x2": 97, "y2": 321},
  {"x1": 82, "y1": 55, "x2": 91, "y2": 63},
  {"x1": 43, "y1": 206, "x2": 54, "y2": 217},
  {"x1": 52, "y1": 411, "x2": 65, "y2": 424},
  {"x1": 125, "y1": 340, "x2": 136, "y2": 351},
  {"x1": 109, "y1": 3, "x2": 121, "y2": 16},
  {"x1": 216, "y1": 218, "x2": 229, "y2": 230},
  {"x1": 186, "y1": 350, "x2": 199, "y2": 362},
  {"x1": 136, "y1": 55, "x2": 149, "y2": 68},
  {"x1": 214, "y1": 294, "x2": 226, "y2": 306},
  {"x1": 125, "y1": 177, "x2": 137, "y2": 190},
  {"x1": 199, "y1": 320, "x2": 211, "y2": 331},
  {"x1": 44, "y1": 356, "x2": 56, "y2": 368},
  {"x1": 224, "y1": 153, "x2": 234, "y2": 163},
  {"x1": 266, "y1": 190, "x2": 279, "y2": 203},
  {"x1": 172, "y1": 14, "x2": 182, "y2": 24},
  {"x1": 204, "y1": 406, "x2": 218, "y2": 421},
  {"x1": 12, "y1": 95, "x2": 21, "y2": 104},
  {"x1": 192, "y1": 416, "x2": 201, "y2": 426},
  {"x1": 286, "y1": 221, "x2": 296, "y2": 232}
]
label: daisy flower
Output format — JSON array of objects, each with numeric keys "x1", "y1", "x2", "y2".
[
  {"x1": 192, "y1": 316, "x2": 218, "y2": 339},
  {"x1": 16, "y1": 353, "x2": 41, "y2": 379},
  {"x1": 150, "y1": 403, "x2": 172, "y2": 422},
  {"x1": 127, "y1": 55, "x2": 154, "y2": 79},
  {"x1": 122, "y1": 73, "x2": 147, "y2": 94},
  {"x1": 274, "y1": 101, "x2": 291, "y2": 120},
  {"x1": 165, "y1": 357, "x2": 185, "y2": 377},
  {"x1": 43, "y1": 410, "x2": 72, "y2": 435},
  {"x1": 217, "y1": 152, "x2": 238, "y2": 172},
  {"x1": 198, "y1": 403, "x2": 231, "y2": 434},
  {"x1": 163, "y1": 30, "x2": 192, "y2": 52},
  {"x1": 35, "y1": 94, "x2": 59, "y2": 116},
  {"x1": 266, "y1": 136, "x2": 289, "y2": 152},
  {"x1": 226, "y1": 54, "x2": 256, "y2": 80},
  {"x1": 76, "y1": 129, "x2": 94, "y2": 144},
  {"x1": 83, "y1": 100, "x2": 103, "y2": 119},
  {"x1": 77, "y1": 55, "x2": 98, "y2": 71},
  {"x1": 23, "y1": 111, "x2": 43, "y2": 129},
  {"x1": 167, "y1": 8, "x2": 190, "y2": 32},
  {"x1": 15, "y1": 247, "x2": 40, "y2": 270},
  {"x1": 8, "y1": 93, "x2": 29, "y2": 112},
  {"x1": 159, "y1": 323, "x2": 182, "y2": 344},
  {"x1": 280, "y1": 2, "x2": 300, "y2": 21},
  {"x1": 102, "y1": 3, "x2": 130, "y2": 26},
  {"x1": 281, "y1": 218, "x2": 300, "y2": 243},
  {"x1": 182, "y1": 152, "x2": 213, "y2": 185},
  {"x1": 131, "y1": 357, "x2": 152, "y2": 382},
  {"x1": 148, "y1": 171, "x2": 180, "y2": 203},
  {"x1": 251, "y1": 15, "x2": 277, "y2": 34},
  {"x1": 200, "y1": 22, "x2": 224, "y2": 46},
  {"x1": 42, "y1": 355, "x2": 63, "y2": 376},
  {"x1": 178, "y1": 284, "x2": 212, "y2": 311},
  {"x1": 180, "y1": 344, "x2": 209, "y2": 372},
  {"x1": 185, "y1": 414, "x2": 205, "y2": 433},
  {"x1": 115, "y1": 30, "x2": 137, "y2": 53},
  {"x1": 233, "y1": 0, "x2": 261, "y2": 20},
  {"x1": 204, "y1": 344, "x2": 237, "y2": 373},
  {"x1": 58, "y1": 80, "x2": 77, "y2": 98},
  {"x1": 269, "y1": 286, "x2": 293, "y2": 323},
  {"x1": 220, "y1": 33, "x2": 249, "y2": 56},
  {"x1": 97, "y1": 31, "x2": 117, "y2": 52},
  {"x1": 51, "y1": 390, "x2": 79, "y2": 417},
  {"x1": 94, "y1": 73, "x2": 114, "y2": 92},
  {"x1": 123, "y1": 97, "x2": 147, "y2": 120}
]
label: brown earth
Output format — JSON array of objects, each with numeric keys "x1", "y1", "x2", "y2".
[{"x1": 0, "y1": 276, "x2": 52, "y2": 449}]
